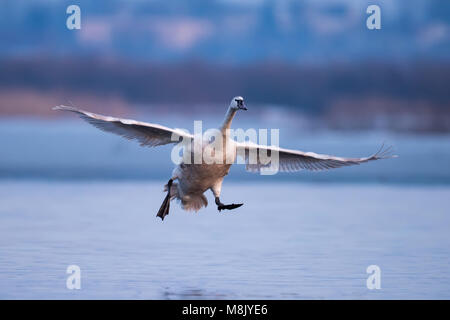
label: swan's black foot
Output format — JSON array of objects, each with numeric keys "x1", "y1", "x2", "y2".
[
  {"x1": 218, "y1": 203, "x2": 243, "y2": 211},
  {"x1": 157, "y1": 179, "x2": 172, "y2": 221},
  {"x1": 215, "y1": 197, "x2": 243, "y2": 212}
]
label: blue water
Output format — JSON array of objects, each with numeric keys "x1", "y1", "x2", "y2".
[
  {"x1": 1, "y1": 119, "x2": 450, "y2": 184},
  {"x1": 0, "y1": 181, "x2": 449, "y2": 299},
  {"x1": 0, "y1": 119, "x2": 450, "y2": 299}
]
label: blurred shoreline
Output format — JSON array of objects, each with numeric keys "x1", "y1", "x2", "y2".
[{"x1": 1, "y1": 58, "x2": 449, "y2": 133}]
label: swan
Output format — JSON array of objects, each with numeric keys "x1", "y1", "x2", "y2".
[{"x1": 53, "y1": 96, "x2": 395, "y2": 220}]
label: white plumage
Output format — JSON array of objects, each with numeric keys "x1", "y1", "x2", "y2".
[{"x1": 53, "y1": 96, "x2": 395, "y2": 220}]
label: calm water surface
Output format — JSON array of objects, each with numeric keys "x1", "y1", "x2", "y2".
[{"x1": 1, "y1": 181, "x2": 449, "y2": 299}]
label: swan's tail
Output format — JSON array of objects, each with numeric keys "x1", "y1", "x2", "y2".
[
  {"x1": 163, "y1": 182, "x2": 208, "y2": 212},
  {"x1": 181, "y1": 194, "x2": 208, "y2": 212}
]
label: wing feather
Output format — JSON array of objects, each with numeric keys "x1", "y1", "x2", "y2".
[
  {"x1": 53, "y1": 105, "x2": 192, "y2": 147},
  {"x1": 236, "y1": 142, "x2": 396, "y2": 173}
]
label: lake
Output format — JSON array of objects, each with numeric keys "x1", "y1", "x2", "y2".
[
  {"x1": 0, "y1": 181, "x2": 449, "y2": 299},
  {"x1": 0, "y1": 119, "x2": 449, "y2": 299}
]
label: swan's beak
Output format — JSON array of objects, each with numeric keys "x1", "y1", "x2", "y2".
[{"x1": 239, "y1": 104, "x2": 248, "y2": 111}]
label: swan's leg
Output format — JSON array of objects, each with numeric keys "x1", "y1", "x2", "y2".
[
  {"x1": 215, "y1": 197, "x2": 243, "y2": 212},
  {"x1": 156, "y1": 178, "x2": 173, "y2": 221},
  {"x1": 210, "y1": 181, "x2": 243, "y2": 212}
]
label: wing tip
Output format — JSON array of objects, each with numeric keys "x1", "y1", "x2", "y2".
[
  {"x1": 52, "y1": 105, "x2": 77, "y2": 112},
  {"x1": 373, "y1": 144, "x2": 398, "y2": 160}
]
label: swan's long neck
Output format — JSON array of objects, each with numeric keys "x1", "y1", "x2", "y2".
[{"x1": 220, "y1": 107, "x2": 237, "y2": 132}]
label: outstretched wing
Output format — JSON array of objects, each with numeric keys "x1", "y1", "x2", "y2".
[
  {"x1": 53, "y1": 105, "x2": 192, "y2": 147},
  {"x1": 236, "y1": 142, "x2": 396, "y2": 173}
]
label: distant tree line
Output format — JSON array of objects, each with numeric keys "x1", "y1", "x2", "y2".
[{"x1": 0, "y1": 58, "x2": 448, "y2": 114}]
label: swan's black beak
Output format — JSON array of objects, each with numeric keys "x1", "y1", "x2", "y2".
[{"x1": 239, "y1": 104, "x2": 248, "y2": 111}]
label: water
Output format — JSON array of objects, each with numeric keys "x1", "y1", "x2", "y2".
[
  {"x1": 0, "y1": 119, "x2": 449, "y2": 299},
  {"x1": 0, "y1": 181, "x2": 449, "y2": 299},
  {"x1": 1, "y1": 118, "x2": 450, "y2": 184}
]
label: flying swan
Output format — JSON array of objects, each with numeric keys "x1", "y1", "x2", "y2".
[{"x1": 53, "y1": 97, "x2": 395, "y2": 220}]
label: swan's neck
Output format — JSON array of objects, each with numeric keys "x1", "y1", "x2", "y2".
[{"x1": 220, "y1": 107, "x2": 237, "y2": 132}]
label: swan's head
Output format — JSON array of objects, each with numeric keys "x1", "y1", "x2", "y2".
[{"x1": 229, "y1": 96, "x2": 247, "y2": 111}]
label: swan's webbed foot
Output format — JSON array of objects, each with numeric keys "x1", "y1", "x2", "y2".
[
  {"x1": 218, "y1": 203, "x2": 243, "y2": 211},
  {"x1": 157, "y1": 179, "x2": 173, "y2": 221},
  {"x1": 215, "y1": 197, "x2": 243, "y2": 212}
]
